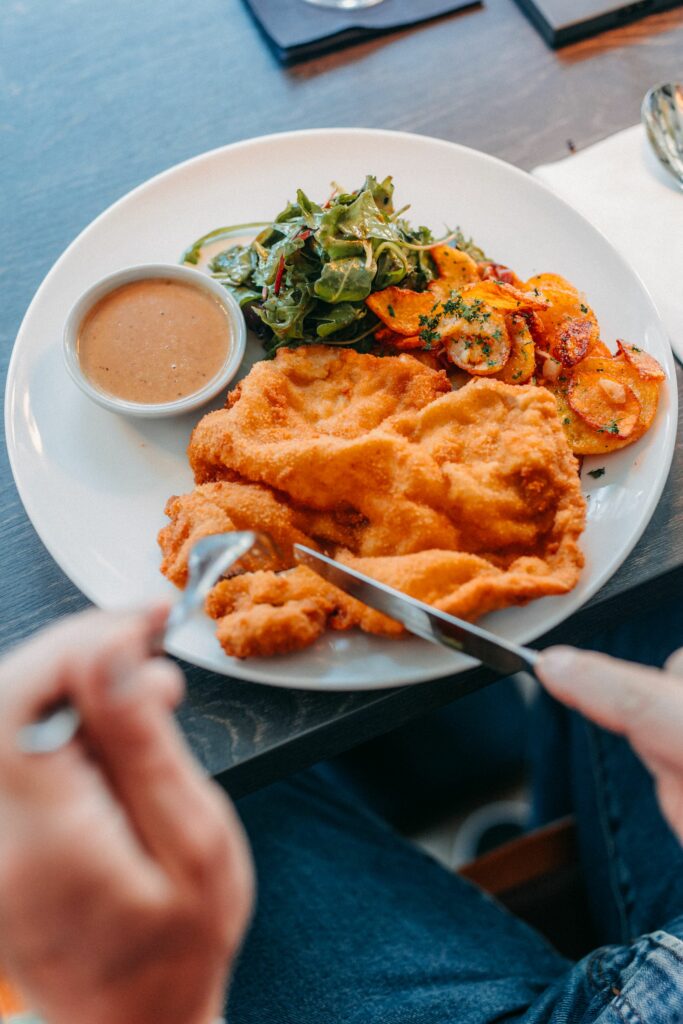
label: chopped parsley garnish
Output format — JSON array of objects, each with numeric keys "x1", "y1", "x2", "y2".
[
  {"x1": 588, "y1": 467, "x2": 605, "y2": 479},
  {"x1": 580, "y1": 303, "x2": 588, "y2": 314},
  {"x1": 418, "y1": 313, "x2": 441, "y2": 348},
  {"x1": 387, "y1": 304, "x2": 396, "y2": 318}
]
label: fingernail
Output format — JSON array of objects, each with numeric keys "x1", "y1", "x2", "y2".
[{"x1": 538, "y1": 646, "x2": 580, "y2": 683}]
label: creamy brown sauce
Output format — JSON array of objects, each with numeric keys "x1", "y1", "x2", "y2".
[{"x1": 78, "y1": 278, "x2": 233, "y2": 404}]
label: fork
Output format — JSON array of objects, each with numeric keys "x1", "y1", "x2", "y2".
[{"x1": 16, "y1": 531, "x2": 272, "y2": 755}]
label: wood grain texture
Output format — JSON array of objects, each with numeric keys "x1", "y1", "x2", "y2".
[{"x1": 1, "y1": 0, "x2": 682, "y2": 794}]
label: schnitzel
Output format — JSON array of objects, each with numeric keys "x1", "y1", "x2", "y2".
[{"x1": 159, "y1": 347, "x2": 585, "y2": 658}]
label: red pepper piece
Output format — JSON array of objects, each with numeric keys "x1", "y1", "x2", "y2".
[{"x1": 274, "y1": 254, "x2": 285, "y2": 295}]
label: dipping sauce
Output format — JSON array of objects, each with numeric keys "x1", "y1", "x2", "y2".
[{"x1": 77, "y1": 277, "x2": 233, "y2": 404}]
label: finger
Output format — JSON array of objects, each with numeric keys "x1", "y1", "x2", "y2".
[
  {"x1": 78, "y1": 657, "x2": 250, "y2": 889},
  {"x1": 665, "y1": 648, "x2": 683, "y2": 677},
  {"x1": 537, "y1": 646, "x2": 683, "y2": 768},
  {"x1": 0, "y1": 607, "x2": 172, "y2": 806},
  {"x1": 0, "y1": 605, "x2": 170, "y2": 736}
]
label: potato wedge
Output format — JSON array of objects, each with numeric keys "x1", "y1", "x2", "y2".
[{"x1": 617, "y1": 341, "x2": 666, "y2": 381}]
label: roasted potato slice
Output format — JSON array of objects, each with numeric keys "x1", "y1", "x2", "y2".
[
  {"x1": 525, "y1": 273, "x2": 579, "y2": 297},
  {"x1": 445, "y1": 310, "x2": 511, "y2": 376},
  {"x1": 428, "y1": 246, "x2": 481, "y2": 297},
  {"x1": 617, "y1": 341, "x2": 666, "y2": 381},
  {"x1": 493, "y1": 315, "x2": 535, "y2": 384},
  {"x1": 391, "y1": 334, "x2": 424, "y2": 351},
  {"x1": 548, "y1": 354, "x2": 661, "y2": 455},
  {"x1": 525, "y1": 274, "x2": 600, "y2": 367},
  {"x1": 374, "y1": 325, "x2": 403, "y2": 346},
  {"x1": 366, "y1": 287, "x2": 436, "y2": 335},
  {"x1": 555, "y1": 318, "x2": 594, "y2": 367},
  {"x1": 460, "y1": 280, "x2": 548, "y2": 313},
  {"x1": 481, "y1": 262, "x2": 524, "y2": 289},
  {"x1": 568, "y1": 370, "x2": 641, "y2": 439},
  {"x1": 586, "y1": 339, "x2": 612, "y2": 359}
]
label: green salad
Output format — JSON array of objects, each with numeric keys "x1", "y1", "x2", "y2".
[{"x1": 182, "y1": 175, "x2": 484, "y2": 356}]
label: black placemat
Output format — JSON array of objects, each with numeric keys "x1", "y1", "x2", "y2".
[{"x1": 242, "y1": 0, "x2": 481, "y2": 63}]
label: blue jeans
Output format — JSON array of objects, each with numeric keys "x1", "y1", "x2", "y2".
[{"x1": 230, "y1": 607, "x2": 683, "y2": 1022}]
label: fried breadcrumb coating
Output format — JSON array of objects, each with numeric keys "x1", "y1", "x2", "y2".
[{"x1": 159, "y1": 347, "x2": 585, "y2": 658}]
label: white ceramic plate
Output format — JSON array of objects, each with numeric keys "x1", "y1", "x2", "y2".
[{"x1": 5, "y1": 129, "x2": 677, "y2": 690}]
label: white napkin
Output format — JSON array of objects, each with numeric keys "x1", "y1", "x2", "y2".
[{"x1": 533, "y1": 125, "x2": 683, "y2": 363}]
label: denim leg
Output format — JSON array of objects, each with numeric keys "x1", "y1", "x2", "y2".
[
  {"x1": 229, "y1": 762, "x2": 569, "y2": 1024},
  {"x1": 532, "y1": 602, "x2": 683, "y2": 944},
  {"x1": 569, "y1": 713, "x2": 683, "y2": 946},
  {"x1": 330, "y1": 676, "x2": 528, "y2": 829},
  {"x1": 230, "y1": 762, "x2": 683, "y2": 1023},
  {"x1": 230, "y1": 605, "x2": 683, "y2": 1022}
]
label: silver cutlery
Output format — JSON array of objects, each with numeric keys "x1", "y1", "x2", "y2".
[
  {"x1": 642, "y1": 82, "x2": 683, "y2": 189},
  {"x1": 17, "y1": 531, "x2": 271, "y2": 755},
  {"x1": 293, "y1": 544, "x2": 539, "y2": 678},
  {"x1": 18, "y1": 530, "x2": 539, "y2": 754}
]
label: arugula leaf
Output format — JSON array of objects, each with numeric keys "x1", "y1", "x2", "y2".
[
  {"x1": 314, "y1": 256, "x2": 376, "y2": 304},
  {"x1": 295, "y1": 189, "x2": 323, "y2": 228},
  {"x1": 335, "y1": 190, "x2": 396, "y2": 243},
  {"x1": 186, "y1": 175, "x2": 486, "y2": 353},
  {"x1": 453, "y1": 228, "x2": 489, "y2": 263},
  {"x1": 226, "y1": 286, "x2": 263, "y2": 308},
  {"x1": 365, "y1": 174, "x2": 394, "y2": 214},
  {"x1": 209, "y1": 245, "x2": 256, "y2": 286},
  {"x1": 374, "y1": 242, "x2": 409, "y2": 289},
  {"x1": 313, "y1": 303, "x2": 366, "y2": 338}
]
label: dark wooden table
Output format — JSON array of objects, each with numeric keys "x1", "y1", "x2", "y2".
[{"x1": 2, "y1": 0, "x2": 682, "y2": 797}]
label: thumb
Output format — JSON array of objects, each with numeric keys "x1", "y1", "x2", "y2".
[{"x1": 537, "y1": 646, "x2": 683, "y2": 770}]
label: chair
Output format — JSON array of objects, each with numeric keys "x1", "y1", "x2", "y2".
[{"x1": 459, "y1": 816, "x2": 598, "y2": 959}]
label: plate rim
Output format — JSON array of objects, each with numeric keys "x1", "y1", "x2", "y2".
[{"x1": 5, "y1": 127, "x2": 678, "y2": 690}]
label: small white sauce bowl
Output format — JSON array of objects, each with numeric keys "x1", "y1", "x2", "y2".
[{"x1": 63, "y1": 263, "x2": 247, "y2": 418}]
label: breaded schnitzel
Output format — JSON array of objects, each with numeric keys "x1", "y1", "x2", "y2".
[{"x1": 159, "y1": 347, "x2": 585, "y2": 658}]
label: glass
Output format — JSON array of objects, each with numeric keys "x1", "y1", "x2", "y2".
[{"x1": 301, "y1": 0, "x2": 386, "y2": 8}]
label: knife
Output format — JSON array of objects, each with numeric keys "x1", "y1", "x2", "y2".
[{"x1": 293, "y1": 544, "x2": 539, "y2": 678}]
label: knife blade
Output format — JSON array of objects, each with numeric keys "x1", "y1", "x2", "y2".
[{"x1": 293, "y1": 544, "x2": 539, "y2": 678}]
